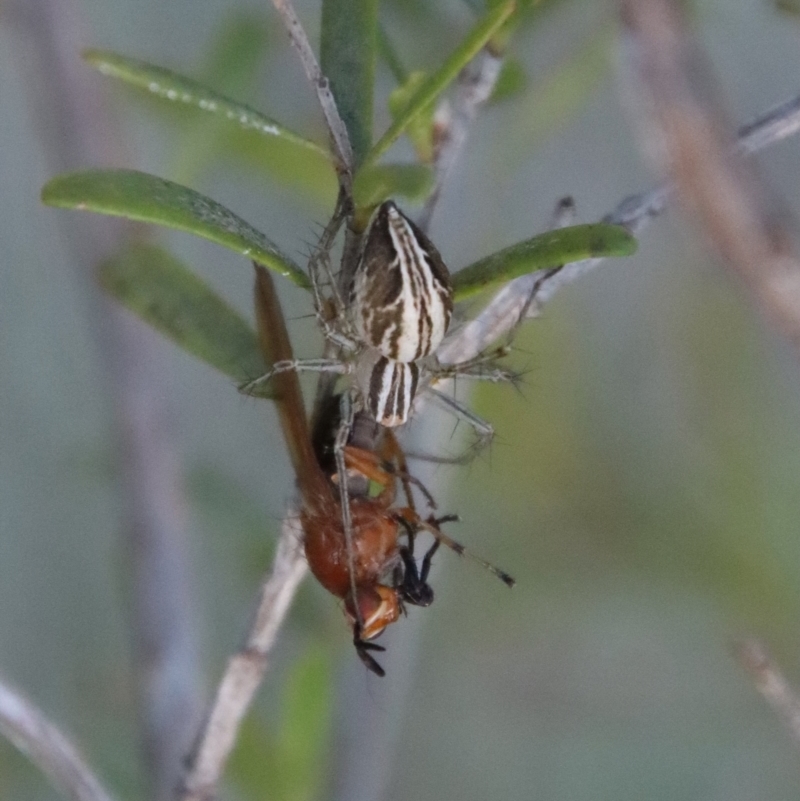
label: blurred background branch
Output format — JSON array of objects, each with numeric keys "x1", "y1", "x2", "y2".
[
  {"x1": 180, "y1": 516, "x2": 307, "y2": 801},
  {"x1": 0, "y1": 677, "x2": 117, "y2": 801},
  {"x1": 620, "y1": 0, "x2": 800, "y2": 353},
  {"x1": 3, "y1": 2, "x2": 202, "y2": 799},
  {"x1": 6, "y1": 2, "x2": 800, "y2": 800},
  {"x1": 738, "y1": 641, "x2": 800, "y2": 752}
]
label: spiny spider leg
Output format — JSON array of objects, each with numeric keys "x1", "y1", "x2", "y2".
[
  {"x1": 332, "y1": 390, "x2": 363, "y2": 630},
  {"x1": 403, "y1": 386, "x2": 496, "y2": 465},
  {"x1": 307, "y1": 192, "x2": 360, "y2": 351},
  {"x1": 239, "y1": 359, "x2": 353, "y2": 397},
  {"x1": 378, "y1": 428, "x2": 437, "y2": 510},
  {"x1": 308, "y1": 191, "x2": 347, "y2": 317},
  {"x1": 429, "y1": 345, "x2": 514, "y2": 382},
  {"x1": 507, "y1": 263, "x2": 563, "y2": 343}
]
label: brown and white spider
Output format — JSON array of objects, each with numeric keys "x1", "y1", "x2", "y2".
[{"x1": 241, "y1": 197, "x2": 513, "y2": 447}]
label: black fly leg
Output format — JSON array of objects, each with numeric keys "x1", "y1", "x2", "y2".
[
  {"x1": 418, "y1": 539, "x2": 441, "y2": 585},
  {"x1": 353, "y1": 623, "x2": 387, "y2": 677},
  {"x1": 394, "y1": 515, "x2": 437, "y2": 608}
]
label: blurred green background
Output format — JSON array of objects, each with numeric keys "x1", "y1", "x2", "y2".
[{"x1": 4, "y1": 0, "x2": 800, "y2": 799}]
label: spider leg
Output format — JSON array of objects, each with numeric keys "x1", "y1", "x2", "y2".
[
  {"x1": 333, "y1": 391, "x2": 362, "y2": 631},
  {"x1": 239, "y1": 359, "x2": 352, "y2": 397}
]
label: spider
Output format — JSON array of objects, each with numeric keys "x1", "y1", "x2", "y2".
[
  {"x1": 242, "y1": 197, "x2": 515, "y2": 449},
  {"x1": 253, "y1": 262, "x2": 514, "y2": 676}
]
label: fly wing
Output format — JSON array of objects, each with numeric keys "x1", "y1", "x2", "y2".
[{"x1": 252, "y1": 263, "x2": 330, "y2": 506}]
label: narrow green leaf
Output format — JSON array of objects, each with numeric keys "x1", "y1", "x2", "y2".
[
  {"x1": 83, "y1": 49, "x2": 330, "y2": 161},
  {"x1": 377, "y1": 24, "x2": 408, "y2": 84},
  {"x1": 490, "y1": 57, "x2": 527, "y2": 103},
  {"x1": 279, "y1": 645, "x2": 332, "y2": 786},
  {"x1": 216, "y1": 127, "x2": 338, "y2": 203},
  {"x1": 361, "y1": 0, "x2": 516, "y2": 168},
  {"x1": 200, "y1": 12, "x2": 270, "y2": 92},
  {"x1": 42, "y1": 169, "x2": 310, "y2": 288},
  {"x1": 99, "y1": 243, "x2": 268, "y2": 386},
  {"x1": 320, "y1": 0, "x2": 378, "y2": 167},
  {"x1": 171, "y1": 12, "x2": 271, "y2": 183},
  {"x1": 352, "y1": 164, "x2": 434, "y2": 208},
  {"x1": 452, "y1": 223, "x2": 637, "y2": 300},
  {"x1": 777, "y1": 0, "x2": 800, "y2": 14},
  {"x1": 388, "y1": 71, "x2": 434, "y2": 163}
]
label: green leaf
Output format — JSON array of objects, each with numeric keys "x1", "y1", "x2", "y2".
[
  {"x1": 83, "y1": 49, "x2": 330, "y2": 161},
  {"x1": 452, "y1": 223, "x2": 638, "y2": 300},
  {"x1": 490, "y1": 57, "x2": 527, "y2": 103},
  {"x1": 215, "y1": 127, "x2": 338, "y2": 203},
  {"x1": 377, "y1": 23, "x2": 408, "y2": 84},
  {"x1": 42, "y1": 169, "x2": 310, "y2": 288},
  {"x1": 777, "y1": 0, "x2": 800, "y2": 14},
  {"x1": 361, "y1": 0, "x2": 516, "y2": 168},
  {"x1": 199, "y1": 11, "x2": 271, "y2": 92},
  {"x1": 279, "y1": 645, "x2": 333, "y2": 782},
  {"x1": 99, "y1": 243, "x2": 268, "y2": 386},
  {"x1": 171, "y1": 12, "x2": 271, "y2": 183},
  {"x1": 352, "y1": 163, "x2": 434, "y2": 208},
  {"x1": 320, "y1": 0, "x2": 378, "y2": 167},
  {"x1": 388, "y1": 71, "x2": 434, "y2": 163},
  {"x1": 229, "y1": 646, "x2": 332, "y2": 801}
]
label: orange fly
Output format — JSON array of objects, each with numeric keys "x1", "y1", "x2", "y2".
[{"x1": 253, "y1": 263, "x2": 514, "y2": 676}]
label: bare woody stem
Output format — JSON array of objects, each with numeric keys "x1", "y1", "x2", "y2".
[
  {"x1": 0, "y1": 678, "x2": 117, "y2": 801},
  {"x1": 5, "y1": 2, "x2": 202, "y2": 799},
  {"x1": 178, "y1": 517, "x2": 308, "y2": 801},
  {"x1": 420, "y1": 47, "x2": 504, "y2": 233},
  {"x1": 738, "y1": 640, "x2": 800, "y2": 753},
  {"x1": 620, "y1": 0, "x2": 800, "y2": 353},
  {"x1": 269, "y1": 0, "x2": 354, "y2": 187},
  {"x1": 439, "y1": 86, "x2": 800, "y2": 366}
]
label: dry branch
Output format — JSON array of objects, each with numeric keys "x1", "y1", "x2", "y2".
[
  {"x1": 178, "y1": 517, "x2": 308, "y2": 801},
  {"x1": 440, "y1": 85, "x2": 800, "y2": 366},
  {"x1": 269, "y1": 0, "x2": 354, "y2": 184},
  {"x1": 0, "y1": 678, "x2": 117, "y2": 801},
  {"x1": 420, "y1": 48, "x2": 504, "y2": 232},
  {"x1": 620, "y1": 0, "x2": 800, "y2": 352},
  {"x1": 738, "y1": 640, "x2": 800, "y2": 752},
  {"x1": 4, "y1": 2, "x2": 202, "y2": 799}
]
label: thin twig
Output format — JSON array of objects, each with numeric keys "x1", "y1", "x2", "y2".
[
  {"x1": 269, "y1": 0, "x2": 354, "y2": 186},
  {"x1": 439, "y1": 85, "x2": 800, "y2": 365},
  {"x1": 5, "y1": 3, "x2": 203, "y2": 799},
  {"x1": 620, "y1": 0, "x2": 800, "y2": 351},
  {"x1": 420, "y1": 48, "x2": 504, "y2": 233},
  {"x1": 737, "y1": 640, "x2": 800, "y2": 752},
  {"x1": 0, "y1": 677, "x2": 117, "y2": 801},
  {"x1": 178, "y1": 517, "x2": 308, "y2": 801}
]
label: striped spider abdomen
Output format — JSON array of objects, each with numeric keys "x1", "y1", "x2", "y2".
[
  {"x1": 351, "y1": 201, "x2": 453, "y2": 364},
  {"x1": 356, "y1": 351, "x2": 420, "y2": 428}
]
